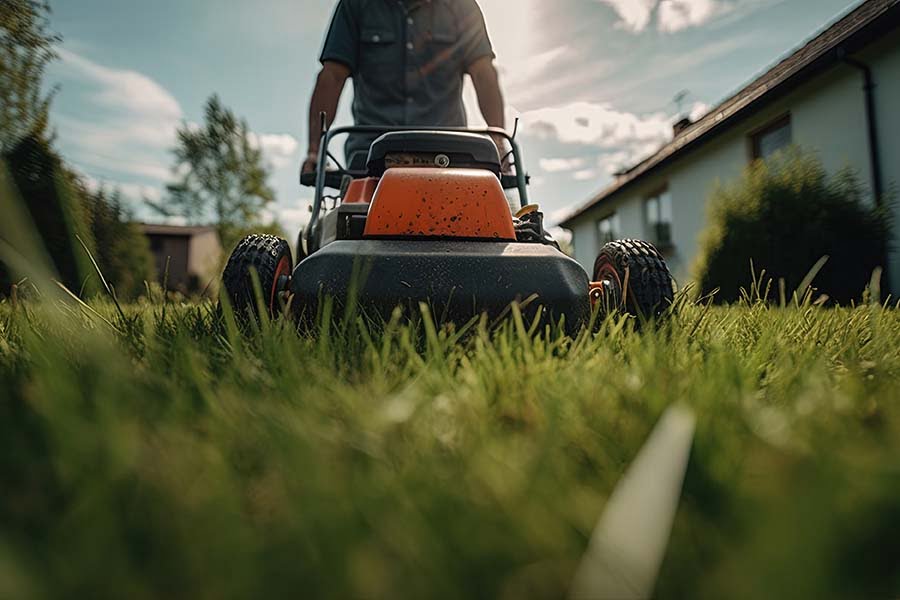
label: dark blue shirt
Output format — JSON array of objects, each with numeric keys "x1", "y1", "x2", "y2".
[{"x1": 320, "y1": 0, "x2": 495, "y2": 160}]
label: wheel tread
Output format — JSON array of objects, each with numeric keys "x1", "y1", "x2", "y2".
[
  {"x1": 593, "y1": 239, "x2": 674, "y2": 318},
  {"x1": 222, "y1": 234, "x2": 292, "y2": 320}
]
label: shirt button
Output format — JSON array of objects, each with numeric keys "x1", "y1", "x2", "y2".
[
  {"x1": 372, "y1": 35, "x2": 381, "y2": 42},
  {"x1": 407, "y1": 17, "x2": 414, "y2": 25},
  {"x1": 406, "y1": 42, "x2": 414, "y2": 51}
]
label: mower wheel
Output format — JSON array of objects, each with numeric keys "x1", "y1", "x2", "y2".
[
  {"x1": 593, "y1": 239, "x2": 674, "y2": 318},
  {"x1": 222, "y1": 234, "x2": 293, "y2": 321}
]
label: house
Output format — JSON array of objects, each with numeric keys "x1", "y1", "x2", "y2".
[
  {"x1": 560, "y1": 0, "x2": 900, "y2": 292},
  {"x1": 139, "y1": 224, "x2": 223, "y2": 294}
]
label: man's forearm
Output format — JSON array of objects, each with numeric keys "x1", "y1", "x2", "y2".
[
  {"x1": 471, "y1": 62, "x2": 505, "y2": 130},
  {"x1": 307, "y1": 66, "x2": 349, "y2": 156},
  {"x1": 477, "y1": 83, "x2": 504, "y2": 129},
  {"x1": 470, "y1": 59, "x2": 509, "y2": 167}
]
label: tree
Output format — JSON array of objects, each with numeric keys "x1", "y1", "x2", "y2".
[
  {"x1": 156, "y1": 95, "x2": 276, "y2": 249},
  {"x1": 0, "y1": 0, "x2": 60, "y2": 153},
  {"x1": 695, "y1": 149, "x2": 891, "y2": 304},
  {"x1": 86, "y1": 187, "x2": 155, "y2": 300},
  {"x1": 1, "y1": 135, "x2": 95, "y2": 294}
]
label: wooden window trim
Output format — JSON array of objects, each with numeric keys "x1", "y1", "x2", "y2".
[{"x1": 749, "y1": 113, "x2": 791, "y2": 161}]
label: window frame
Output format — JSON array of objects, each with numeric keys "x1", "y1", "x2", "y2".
[
  {"x1": 596, "y1": 212, "x2": 620, "y2": 247},
  {"x1": 749, "y1": 113, "x2": 792, "y2": 161},
  {"x1": 644, "y1": 186, "x2": 673, "y2": 249}
]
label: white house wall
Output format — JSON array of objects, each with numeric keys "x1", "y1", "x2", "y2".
[{"x1": 568, "y1": 33, "x2": 900, "y2": 291}]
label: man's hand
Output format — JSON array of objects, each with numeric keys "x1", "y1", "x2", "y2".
[
  {"x1": 301, "y1": 151, "x2": 318, "y2": 175},
  {"x1": 490, "y1": 133, "x2": 513, "y2": 174}
]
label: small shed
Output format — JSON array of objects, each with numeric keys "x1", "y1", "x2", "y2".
[{"x1": 139, "y1": 224, "x2": 223, "y2": 294}]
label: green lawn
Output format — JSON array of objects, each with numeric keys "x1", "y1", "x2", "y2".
[{"x1": 1, "y1": 294, "x2": 899, "y2": 599}]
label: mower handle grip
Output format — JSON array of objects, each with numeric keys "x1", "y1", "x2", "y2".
[
  {"x1": 300, "y1": 170, "x2": 346, "y2": 189},
  {"x1": 303, "y1": 170, "x2": 527, "y2": 190},
  {"x1": 501, "y1": 173, "x2": 530, "y2": 189}
]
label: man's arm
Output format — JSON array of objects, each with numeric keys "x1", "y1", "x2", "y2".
[
  {"x1": 302, "y1": 61, "x2": 351, "y2": 174},
  {"x1": 468, "y1": 56, "x2": 504, "y2": 130},
  {"x1": 468, "y1": 56, "x2": 508, "y2": 166}
]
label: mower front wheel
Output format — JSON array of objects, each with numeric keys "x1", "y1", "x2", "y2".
[
  {"x1": 222, "y1": 234, "x2": 293, "y2": 322},
  {"x1": 593, "y1": 239, "x2": 674, "y2": 319}
]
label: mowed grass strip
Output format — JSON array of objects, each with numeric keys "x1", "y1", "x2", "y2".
[{"x1": 1, "y1": 296, "x2": 899, "y2": 599}]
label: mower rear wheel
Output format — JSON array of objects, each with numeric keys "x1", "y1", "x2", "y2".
[
  {"x1": 222, "y1": 234, "x2": 293, "y2": 321},
  {"x1": 593, "y1": 239, "x2": 674, "y2": 318}
]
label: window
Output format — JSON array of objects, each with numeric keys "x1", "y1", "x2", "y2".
[
  {"x1": 645, "y1": 190, "x2": 673, "y2": 247},
  {"x1": 596, "y1": 213, "x2": 620, "y2": 245},
  {"x1": 751, "y1": 115, "x2": 792, "y2": 161}
]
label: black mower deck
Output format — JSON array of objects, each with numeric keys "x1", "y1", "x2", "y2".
[{"x1": 290, "y1": 240, "x2": 591, "y2": 333}]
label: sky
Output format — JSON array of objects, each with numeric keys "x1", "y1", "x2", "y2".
[{"x1": 46, "y1": 0, "x2": 862, "y2": 235}]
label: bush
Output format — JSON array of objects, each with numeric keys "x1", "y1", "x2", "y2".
[{"x1": 695, "y1": 149, "x2": 891, "y2": 304}]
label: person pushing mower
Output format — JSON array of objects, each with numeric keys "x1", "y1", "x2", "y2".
[{"x1": 301, "y1": 0, "x2": 508, "y2": 175}]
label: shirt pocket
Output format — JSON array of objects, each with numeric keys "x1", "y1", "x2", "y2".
[
  {"x1": 361, "y1": 27, "x2": 396, "y2": 45},
  {"x1": 359, "y1": 27, "x2": 397, "y2": 78}
]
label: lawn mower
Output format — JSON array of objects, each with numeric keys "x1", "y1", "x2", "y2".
[{"x1": 221, "y1": 124, "x2": 674, "y2": 333}]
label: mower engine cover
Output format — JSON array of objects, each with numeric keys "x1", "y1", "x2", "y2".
[{"x1": 363, "y1": 167, "x2": 516, "y2": 240}]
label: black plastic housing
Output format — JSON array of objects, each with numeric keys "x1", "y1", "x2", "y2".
[
  {"x1": 366, "y1": 131, "x2": 501, "y2": 176},
  {"x1": 290, "y1": 240, "x2": 591, "y2": 334}
]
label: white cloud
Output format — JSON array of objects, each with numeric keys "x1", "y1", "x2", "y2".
[
  {"x1": 539, "y1": 157, "x2": 587, "y2": 173},
  {"x1": 595, "y1": 0, "x2": 657, "y2": 32},
  {"x1": 573, "y1": 169, "x2": 599, "y2": 181},
  {"x1": 522, "y1": 101, "x2": 672, "y2": 150},
  {"x1": 596, "y1": 0, "x2": 727, "y2": 33},
  {"x1": 117, "y1": 182, "x2": 163, "y2": 204},
  {"x1": 248, "y1": 132, "x2": 299, "y2": 170},
  {"x1": 80, "y1": 173, "x2": 163, "y2": 205},
  {"x1": 689, "y1": 101, "x2": 712, "y2": 122},
  {"x1": 53, "y1": 115, "x2": 173, "y2": 181},
  {"x1": 550, "y1": 207, "x2": 577, "y2": 224},
  {"x1": 547, "y1": 226, "x2": 573, "y2": 245},
  {"x1": 278, "y1": 204, "x2": 312, "y2": 236},
  {"x1": 59, "y1": 49, "x2": 182, "y2": 125},
  {"x1": 53, "y1": 49, "x2": 183, "y2": 184},
  {"x1": 658, "y1": 0, "x2": 722, "y2": 32},
  {"x1": 52, "y1": 49, "x2": 302, "y2": 226},
  {"x1": 598, "y1": 150, "x2": 634, "y2": 176}
]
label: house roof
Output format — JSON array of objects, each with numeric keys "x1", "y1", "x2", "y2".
[
  {"x1": 559, "y1": 0, "x2": 900, "y2": 228},
  {"x1": 139, "y1": 223, "x2": 218, "y2": 237}
]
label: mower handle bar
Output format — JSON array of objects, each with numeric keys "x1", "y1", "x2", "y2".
[
  {"x1": 299, "y1": 170, "x2": 529, "y2": 190},
  {"x1": 304, "y1": 125, "x2": 529, "y2": 255}
]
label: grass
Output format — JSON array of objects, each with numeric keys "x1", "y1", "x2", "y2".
[{"x1": 1, "y1": 290, "x2": 900, "y2": 600}]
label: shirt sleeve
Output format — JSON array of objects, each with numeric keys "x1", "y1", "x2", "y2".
[
  {"x1": 458, "y1": 0, "x2": 495, "y2": 69},
  {"x1": 319, "y1": 0, "x2": 359, "y2": 72}
]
